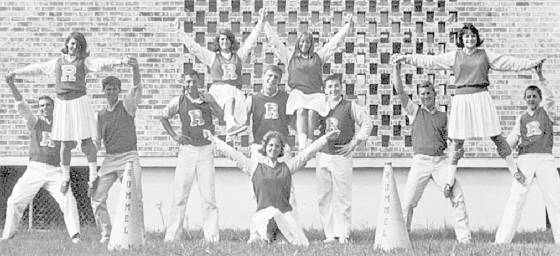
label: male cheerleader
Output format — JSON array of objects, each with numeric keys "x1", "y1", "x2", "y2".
[
  {"x1": 392, "y1": 60, "x2": 472, "y2": 243},
  {"x1": 161, "y1": 70, "x2": 224, "y2": 242},
  {"x1": 2, "y1": 75, "x2": 80, "y2": 243},
  {"x1": 245, "y1": 64, "x2": 298, "y2": 213},
  {"x1": 177, "y1": 9, "x2": 266, "y2": 136},
  {"x1": 495, "y1": 64, "x2": 560, "y2": 243},
  {"x1": 315, "y1": 74, "x2": 372, "y2": 244},
  {"x1": 91, "y1": 57, "x2": 143, "y2": 243}
]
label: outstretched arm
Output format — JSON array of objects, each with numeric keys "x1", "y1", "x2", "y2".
[
  {"x1": 536, "y1": 63, "x2": 555, "y2": 121},
  {"x1": 123, "y1": 57, "x2": 143, "y2": 117},
  {"x1": 206, "y1": 130, "x2": 257, "y2": 176},
  {"x1": 316, "y1": 14, "x2": 354, "y2": 62},
  {"x1": 486, "y1": 49, "x2": 544, "y2": 72},
  {"x1": 6, "y1": 75, "x2": 37, "y2": 129},
  {"x1": 393, "y1": 51, "x2": 455, "y2": 71},
  {"x1": 263, "y1": 22, "x2": 292, "y2": 64},
  {"x1": 85, "y1": 57, "x2": 128, "y2": 73},
  {"x1": 287, "y1": 130, "x2": 340, "y2": 173},
  {"x1": 237, "y1": 9, "x2": 266, "y2": 62},
  {"x1": 9, "y1": 59, "x2": 58, "y2": 77},
  {"x1": 391, "y1": 58, "x2": 419, "y2": 122}
]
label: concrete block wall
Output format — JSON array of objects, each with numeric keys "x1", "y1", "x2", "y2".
[{"x1": 0, "y1": 0, "x2": 559, "y2": 159}]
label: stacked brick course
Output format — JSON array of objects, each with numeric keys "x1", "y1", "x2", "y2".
[{"x1": 1, "y1": 0, "x2": 558, "y2": 159}]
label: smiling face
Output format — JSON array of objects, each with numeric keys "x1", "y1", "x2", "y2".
[
  {"x1": 298, "y1": 34, "x2": 313, "y2": 55},
  {"x1": 183, "y1": 74, "x2": 200, "y2": 98},
  {"x1": 218, "y1": 34, "x2": 232, "y2": 52},
  {"x1": 103, "y1": 83, "x2": 121, "y2": 106},
  {"x1": 418, "y1": 86, "x2": 436, "y2": 110},
  {"x1": 324, "y1": 79, "x2": 343, "y2": 101},
  {"x1": 38, "y1": 98, "x2": 54, "y2": 119},
  {"x1": 461, "y1": 30, "x2": 478, "y2": 50},
  {"x1": 262, "y1": 69, "x2": 280, "y2": 95},
  {"x1": 265, "y1": 137, "x2": 283, "y2": 159},
  {"x1": 66, "y1": 37, "x2": 78, "y2": 56},
  {"x1": 524, "y1": 89, "x2": 542, "y2": 111}
]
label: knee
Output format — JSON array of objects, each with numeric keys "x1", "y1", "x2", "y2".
[
  {"x1": 81, "y1": 139, "x2": 97, "y2": 156},
  {"x1": 62, "y1": 141, "x2": 77, "y2": 151},
  {"x1": 491, "y1": 135, "x2": 512, "y2": 158}
]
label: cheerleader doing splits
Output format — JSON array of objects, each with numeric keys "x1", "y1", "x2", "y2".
[
  {"x1": 264, "y1": 14, "x2": 354, "y2": 150},
  {"x1": 7, "y1": 32, "x2": 132, "y2": 195},
  {"x1": 206, "y1": 129, "x2": 339, "y2": 246},
  {"x1": 393, "y1": 24, "x2": 545, "y2": 197}
]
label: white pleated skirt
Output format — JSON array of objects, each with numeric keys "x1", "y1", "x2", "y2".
[
  {"x1": 208, "y1": 83, "x2": 247, "y2": 125},
  {"x1": 286, "y1": 89, "x2": 329, "y2": 117},
  {"x1": 448, "y1": 91, "x2": 502, "y2": 139},
  {"x1": 52, "y1": 95, "x2": 97, "y2": 141}
]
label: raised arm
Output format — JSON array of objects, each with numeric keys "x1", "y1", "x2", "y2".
[
  {"x1": 176, "y1": 21, "x2": 215, "y2": 67},
  {"x1": 237, "y1": 9, "x2": 266, "y2": 61},
  {"x1": 395, "y1": 51, "x2": 456, "y2": 70},
  {"x1": 209, "y1": 132, "x2": 257, "y2": 176},
  {"x1": 316, "y1": 14, "x2": 353, "y2": 62},
  {"x1": 6, "y1": 75, "x2": 37, "y2": 129},
  {"x1": 486, "y1": 49, "x2": 544, "y2": 72},
  {"x1": 286, "y1": 130, "x2": 339, "y2": 173},
  {"x1": 391, "y1": 58, "x2": 419, "y2": 122},
  {"x1": 10, "y1": 59, "x2": 58, "y2": 77},
  {"x1": 263, "y1": 22, "x2": 292, "y2": 64},
  {"x1": 122, "y1": 57, "x2": 142, "y2": 117},
  {"x1": 159, "y1": 96, "x2": 190, "y2": 145},
  {"x1": 536, "y1": 64, "x2": 555, "y2": 120}
]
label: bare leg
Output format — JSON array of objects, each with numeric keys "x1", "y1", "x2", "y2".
[
  {"x1": 60, "y1": 141, "x2": 77, "y2": 193},
  {"x1": 491, "y1": 135, "x2": 525, "y2": 184},
  {"x1": 445, "y1": 139, "x2": 464, "y2": 198},
  {"x1": 306, "y1": 109, "x2": 317, "y2": 145},
  {"x1": 81, "y1": 138, "x2": 99, "y2": 196},
  {"x1": 296, "y1": 108, "x2": 307, "y2": 150}
]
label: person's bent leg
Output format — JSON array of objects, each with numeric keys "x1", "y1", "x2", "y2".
[
  {"x1": 402, "y1": 155, "x2": 432, "y2": 232},
  {"x1": 60, "y1": 141, "x2": 77, "y2": 193},
  {"x1": 89, "y1": 171, "x2": 118, "y2": 241},
  {"x1": 45, "y1": 167, "x2": 81, "y2": 240},
  {"x1": 445, "y1": 139, "x2": 464, "y2": 197},
  {"x1": 491, "y1": 135, "x2": 523, "y2": 183}
]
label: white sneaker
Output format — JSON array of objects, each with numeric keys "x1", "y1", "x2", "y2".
[
  {"x1": 323, "y1": 237, "x2": 337, "y2": 243},
  {"x1": 339, "y1": 237, "x2": 348, "y2": 244},
  {"x1": 72, "y1": 237, "x2": 81, "y2": 244}
]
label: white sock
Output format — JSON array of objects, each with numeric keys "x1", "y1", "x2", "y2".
[
  {"x1": 61, "y1": 165, "x2": 70, "y2": 181},
  {"x1": 504, "y1": 155, "x2": 517, "y2": 175},
  {"x1": 88, "y1": 162, "x2": 98, "y2": 183}
]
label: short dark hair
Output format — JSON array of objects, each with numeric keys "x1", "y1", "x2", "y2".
[
  {"x1": 524, "y1": 85, "x2": 542, "y2": 99},
  {"x1": 418, "y1": 80, "x2": 436, "y2": 94},
  {"x1": 38, "y1": 95, "x2": 54, "y2": 105},
  {"x1": 102, "y1": 76, "x2": 122, "y2": 90},
  {"x1": 213, "y1": 29, "x2": 239, "y2": 52},
  {"x1": 61, "y1": 32, "x2": 90, "y2": 59},
  {"x1": 258, "y1": 131, "x2": 286, "y2": 158},
  {"x1": 324, "y1": 73, "x2": 342, "y2": 85},
  {"x1": 182, "y1": 70, "x2": 200, "y2": 80},
  {"x1": 263, "y1": 65, "x2": 283, "y2": 77},
  {"x1": 456, "y1": 23, "x2": 484, "y2": 48}
]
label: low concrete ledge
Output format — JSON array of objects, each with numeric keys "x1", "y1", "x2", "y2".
[{"x1": 3, "y1": 156, "x2": 548, "y2": 169}]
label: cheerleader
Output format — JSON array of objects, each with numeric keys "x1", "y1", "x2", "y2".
[
  {"x1": 176, "y1": 9, "x2": 266, "y2": 136},
  {"x1": 392, "y1": 24, "x2": 545, "y2": 197},
  {"x1": 6, "y1": 32, "x2": 131, "y2": 196},
  {"x1": 206, "y1": 129, "x2": 340, "y2": 246},
  {"x1": 264, "y1": 14, "x2": 354, "y2": 150}
]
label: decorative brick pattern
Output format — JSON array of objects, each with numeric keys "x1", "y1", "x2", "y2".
[{"x1": 0, "y1": 0, "x2": 558, "y2": 159}]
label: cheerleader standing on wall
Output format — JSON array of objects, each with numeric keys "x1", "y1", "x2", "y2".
[
  {"x1": 264, "y1": 14, "x2": 354, "y2": 150},
  {"x1": 176, "y1": 9, "x2": 266, "y2": 136},
  {"x1": 205, "y1": 129, "x2": 339, "y2": 246},
  {"x1": 392, "y1": 24, "x2": 545, "y2": 197},
  {"x1": 7, "y1": 32, "x2": 131, "y2": 195}
]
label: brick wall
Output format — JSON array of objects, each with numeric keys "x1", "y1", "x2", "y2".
[{"x1": 1, "y1": 0, "x2": 559, "y2": 159}]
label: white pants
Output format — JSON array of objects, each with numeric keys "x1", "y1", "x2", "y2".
[
  {"x1": 401, "y1": 154, "x2": 471, "y2": 242},
  {"x1": 250, "y1": 144, "x2": 298, "y2": 216},
  {"x1": 248, "y1": 207, "x2": 309, "y2": 246},
  {"x1": 495, "y1": 153, "x2": 560, "y2": 243},
  {"x1": 165, "y1": 144, "x2": 219, "y2": 242},
  {"x1": 208, "y1": 83, "x2": 247, "y2": 127},
  {"x1": 316, "y1": 152, "x2": 353, "y2": 239},
  {"x1": 91, "y1": 153, "x2": 143, "y2": 239},
  {"x1": 2, "y1": 161, "x2": 80, "y2": 239}
]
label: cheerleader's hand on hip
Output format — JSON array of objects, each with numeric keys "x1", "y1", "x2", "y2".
[
  {"x1": 335, "y1": 138, "x2": 359, "y2": 157},
  {"x1": 173, "y1": 134, "x2": 191, "y2": 145}
]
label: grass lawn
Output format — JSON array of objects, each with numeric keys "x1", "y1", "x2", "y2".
[{"x1": 0, "y1": 227, "x2": 559, "y2": 256}]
